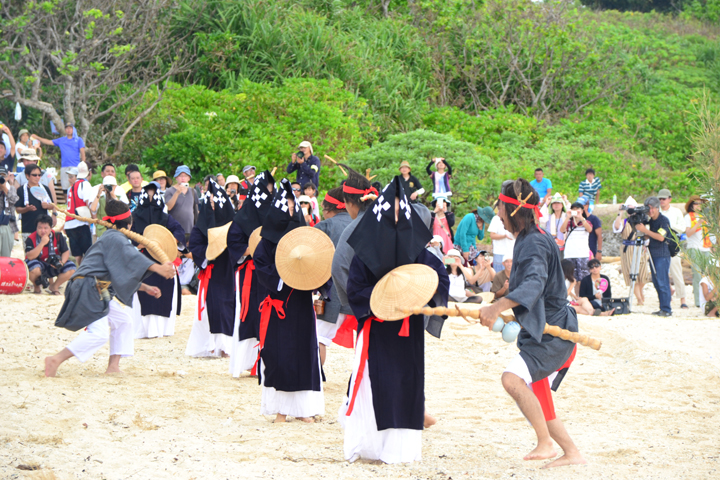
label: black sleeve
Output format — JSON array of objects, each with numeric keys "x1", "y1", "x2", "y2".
[
  {"x1": 57, "y1": 233, "x2": 69, "y2": 254},
  {"x1": 411, "y1": 175, "x2": 423, "y2": 191},
  {"x1": 579, "y1": 275, "x2": 593, "y2": 301},
  {"x1": 24, "y1": 236, "x2": 33, "y2": 252},
  {"x1": 445, "y1": 159, "x2": 453, "y2": 177},
  {"x1": 426, "y1": 161, "x2": 434, "y2": 176},
  {"x1": 446, "y1": 212, "x2": 455, "y2": 228}
]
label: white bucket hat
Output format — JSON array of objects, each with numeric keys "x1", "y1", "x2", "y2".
[
  {"x1": 76, "y1": 161, "x2": 89, "y2": 179},
  {"x1": 298, "y1": 141, "x2": 314, "y2": 155}
]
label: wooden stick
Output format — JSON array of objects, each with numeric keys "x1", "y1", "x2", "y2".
[
  {"x1": 54, "y1": 207, "x2": 169, "y2": 263},
  {"x1": 510, "y1": 192, "x2": 533, "y2": 217},
  {"x1": 324, "y1": 155, "x2": 347, "y2": 176},
  {"x1": 401, "y1": 306, "x2": 602, "y2": 350},
  {"x1": 270, "y1": 167, "x2": 277, "y2": 178}
]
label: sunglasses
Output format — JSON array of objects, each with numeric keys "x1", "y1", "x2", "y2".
[
  {"x1": 300, "y1": 202, "x2": 310, "y2": 206},
  {"x1": 29, "y1": 173, "x2": 42, "y2": 177},
  {"x1": 292, "y1": 188, "x2": 301, "y2": 191},
  {"x1": 590, "y1": 265, "x2": 601, "y2": 269}
]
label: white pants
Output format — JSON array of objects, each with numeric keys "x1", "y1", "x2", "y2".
[
  {"x1": 316, "y1": 313, "x2": 347, "y2": 346},
  {"x1": 669, "y1": 255, "x2": 686, "y2": 299},
  {"x1": 66, "y1": 299, "x2": 135, "y2": 363}
]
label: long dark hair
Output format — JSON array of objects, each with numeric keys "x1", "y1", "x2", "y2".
[
  {"x1": 500, "y1": 178, "x2": 540, "y2": 236},
  {"x1": 561, "y1": 259, "x2": 575, "y2": 283}
]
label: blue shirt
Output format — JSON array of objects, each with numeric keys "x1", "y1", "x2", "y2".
[
  {"x1": 579, "y1": 177, "x2": 602, "y2": 201},
  {"x1": 52, "y1": 136, "x2": 85, "y2": 168},
  {"x1": 530, "y1": 178, "x2": 552, "y2": 199}
]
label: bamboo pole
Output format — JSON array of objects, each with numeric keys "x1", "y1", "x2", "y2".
[
  {"x1": 54, "y1": 207, "x2": 170, "y2": 263},
  {"x1": 402, "y1": 305, "x2": 602, "y2": 351}
]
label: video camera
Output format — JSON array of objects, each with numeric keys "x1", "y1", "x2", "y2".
[{"x1": 620, "y1": 204, "x2": 650, "y2": 227}]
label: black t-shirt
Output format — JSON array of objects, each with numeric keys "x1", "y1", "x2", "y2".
[
  {"x1": 0, "y1": 152, "x2": 14, "y2": 172},
  {"x1": 399, "y1": 174, "x2": 423, "y2": 202},
  {"x1": 15, "y1": 184, "x2": 53, "y2": 233},
  {"x1": 25, "y1": 231, "x2": 69, "y2": 262},
  {"x1": 587, "y1": 214, "x2": 602, "y2": 255},
  {"x1": 128, "y1": 190, "x2": 142, "y2": 212},
  {"x1": 647, "y1": 214, "x2": 671, "y2": 258}
]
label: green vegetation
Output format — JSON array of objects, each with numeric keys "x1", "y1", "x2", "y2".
[{"x1": 3, "y1": 0, "x2": 720, "y2": 217}]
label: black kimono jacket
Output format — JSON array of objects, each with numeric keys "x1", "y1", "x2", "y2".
[
  {"x1": 227, "y1": 220, "x2": 265, "y2": 342},
  {"x1": 505, "y1": 229, "x2": 579, "y2": 387},
  {"x1": 314, "y1": 211, "x2": 352, "y2": 324},
  {"x1": 253, "y1": 238, "x2": 322, "y2": 393},
  {"x1": 346, "y1": 249, "x2": 449, "y2": 431},
  {"x1": 189, "y1": 225, "x2": 236, "y2": 337}
]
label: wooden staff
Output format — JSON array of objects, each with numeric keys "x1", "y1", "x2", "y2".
[
  {"x1": 270, "y1": 167, "x2": 277, "y2": 177},
  {"x1": 402, "y1": 306, "x2": 602, "y2": 351},
  {"x1": 323, "y1": 155, "x2": 347, "y2": 176},
  {"x1": 54, "y1": 207, "x2": 170, "y2": 263}
]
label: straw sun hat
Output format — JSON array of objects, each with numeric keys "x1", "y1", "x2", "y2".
[
  {"x1": 369, "y1": 263, "x2": 439, "y2": 321},
  {"x1": 206, "y1": 222, "x2": 232, "y2": 261},
  {"x1": 276, "y1": 226, "x2": 334, "y2": 291},
  {"x1": 248, "y1": 227, "x2": 262, "y2": 256},
  {"x1": 142, "y1": 224, "x2": 179, "y2": 263}
]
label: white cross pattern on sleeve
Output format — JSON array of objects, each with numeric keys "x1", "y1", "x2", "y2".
[
  {"x1": 373, "y1": 195, "x2": 391, "y2": 221},
  {"x1": 251, "y1": 187, "x2": 267, "y2": 208},
  {"x1": 399, "y1": 196, "x2": 412, "y2": 220},
  {"x1": 213, "y1": 193, "x2": 227, "y2": 208},
  {"x1": 275, "y1": 191, "x2": 289, "y2": 212}
]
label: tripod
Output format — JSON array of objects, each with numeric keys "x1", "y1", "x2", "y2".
[{"x1": 625, "y1": 232, "x2": 656, "y2": 312}]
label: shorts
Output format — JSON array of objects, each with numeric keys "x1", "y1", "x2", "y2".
[
  {"x1": 567, "y1": 257, "x2": 590, "y2": 284},
  {"x1": 26, "y1": 259, "x2": 77, "y2": 277},
  {"x1": 705, "y1": 301, "x2": 718, "y2": 317},
  {"x1": 65, "y1": 225, "x2": 93, "y2": 257}
]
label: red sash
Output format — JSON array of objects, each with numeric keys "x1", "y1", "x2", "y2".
[
  {"x1": 332, "y1": 314, "x2": 358, "y2": 349},
  {"x1": 531, "y1": 345, "x2": 577, "y2": 422},
  {"x1": 346, "y1": 315, "x2": 410, "y2": 416},
  {"x1": 197, "y1": 264, "x2": 214, "y2": 321},
  {"x1": 252, "y1": 295, "x2": 286, "y2": 375},
  {"x1": 237, "y1": 260, "x2": 255, "y2": 322}
]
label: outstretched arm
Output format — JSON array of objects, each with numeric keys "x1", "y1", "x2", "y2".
[{"x1": 30, "y1": 134, "x2": 55, "y2": 147}]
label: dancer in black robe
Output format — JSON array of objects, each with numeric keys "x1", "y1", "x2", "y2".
[
  {"x1": 227, "y1": 170, "x2": 274, "y2": 377},
  {"x1": 253, "y1": 178, "x2": 325, "y2": 423},
  {"x1": 339, "y1": 175, "x2": 449, "y2": 464},
  {"x1": 477, "y1": 178, "x2": 586, "y2": 469},
  {"x1": 185, "y1": 179, "x2": 236, "y2": 357},
  {"x1": 132, "y1": 181, "x2": 186, "y2": 338}
]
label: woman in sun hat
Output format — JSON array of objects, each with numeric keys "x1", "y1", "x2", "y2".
[{"x1": 152, "y1": 170, "x2": 171, "y2": 194}]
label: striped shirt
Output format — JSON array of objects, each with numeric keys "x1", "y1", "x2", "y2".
[{"x1": 579, "y1": 177, "x2": 602, "y2": 200}]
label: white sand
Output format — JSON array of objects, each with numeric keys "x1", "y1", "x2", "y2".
[{"x1": 1, "y1": 258, "x2": 719, "y2": 479}]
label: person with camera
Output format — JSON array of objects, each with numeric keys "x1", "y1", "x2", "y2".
[
  {"x1": 286, "y1": 141, "x2": 320, "y2": 189},
  {"x1": 15, "y1": 164, "x2": 54, "y2": 242},
  {"x1": 0, "y1": 166, "x2": 19, "y2": 257},
  {"x1": 64, "y1": 162, "x2": 94, "y2": 265},
  {"x1": 613, "y1": 197, "x2": 651, "y2": 306},
  {"x1": 634, "y1": 197, "x2": 673, "y2": 317},
  {"x1": 298, "y1": 195, "x2": 319, "y2": 226},
  {"x1": 25, "y1": 214, "x2": 76, "y2": 295},
  {"x1": 224, "y1": 175, "x2": 244, "y2": 211},
  {"x1": 560, "y1": 201, "x2": 594, "y2": 295},
  {"x1": 90, "y1": 175, "x2": 129, "y2": 239}
]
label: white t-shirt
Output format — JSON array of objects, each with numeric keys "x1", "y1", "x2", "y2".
[
  {"x1": 661, "y1": 206, "x2": 685, "y2": 234},
  {"x1": 448, "y1": 273, "x2": 467, "y2": 301},
  {"x1": 699, "y1": 277, "x2": 714, "y2": 312},
  {"x1": 564, "y1": 222, "x2": 590, "y2": 259},
  {"x1": 65, "y1": 180, "x2": 95, "y2": 229},
  {"x1": 684, "y1": 213, "x2": 710, "y2": 252},
  {"x1": 91, "y1": 184, "x2": 129, "y2": 205},
  {"x1": 488, "y1": 216, "x2": 514, "y2": 256}
]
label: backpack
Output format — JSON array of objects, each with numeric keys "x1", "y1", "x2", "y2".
[{"x1": 666, "y1": 229, "x2": 680, "y2": 257}]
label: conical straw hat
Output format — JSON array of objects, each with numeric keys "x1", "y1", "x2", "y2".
[
  {"x1": 369, "y1": 264, "x2": 439, "y2": 321},
  {"x1": 142, "y1": 224, "x2": 178, "y2": 263},
  {"x1": 276, "y1": 227, "x2": 334, "y2": 291},
  {"x1": 479, "y1": 291, "x2": 495, "y2": 304},
  {"x1": 248, "y1": 227, "x2": 262, "y2": 256},
  {"x1": 206, "y1": 222, "x2": 231, "y2": 261}
]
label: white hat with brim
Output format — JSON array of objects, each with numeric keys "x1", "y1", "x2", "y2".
[
  {"x1": 624, "y1": 196, "x2": 638, "y2": 208},
  {"x1": 77, "y1": 162, "x2": 89, "y2": 179},
  {"x1": 18, "y1": 148, "x2": 41, "y2": 162},
  {"x1": 447, "y1": 248, "x2": 462, "y2": 258},
  {"x1": 225, "y1": 175, "x2": 241, "y2": 185},
  {"x1": 102, "y1": 176, "x2": 117, "y2": 186},
  {"x1": 298, "y1": 141, "x2": 314, "y2": 155},
  {"x1": 298, "y1": 195, "x2": 312, "y2": 204}
]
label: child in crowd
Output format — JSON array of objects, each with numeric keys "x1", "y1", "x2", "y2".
[{"x1": 302, "y1": 182, "x2": 320, "y2": 218}]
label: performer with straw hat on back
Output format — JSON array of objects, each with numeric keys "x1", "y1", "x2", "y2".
[
  {"x1": 44, "y1": 200, "x2": 176, "y2": 377},
  {"x1": 253, "y1": 178, "x2": 333, "y2": 423},
  {"x1": 476, "y1": 178, "x2": 586, "y2": 469},
  {"x1": 338, "y1": 175, "x2": 450, "y2": 464}
]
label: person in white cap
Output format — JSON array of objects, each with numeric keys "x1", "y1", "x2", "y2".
[
  {"x1": 64, "y1": 161, "x2": 94, "y2": 264},
  {"x1": 241, "y1": 165, "x2": 256, "y2": 189},
  {"x1": 90, "y1": 174, "x2": 129, "y2": 239},
  {"x1": 286, "y1": 141, "x2": 320, "y2": 188}
]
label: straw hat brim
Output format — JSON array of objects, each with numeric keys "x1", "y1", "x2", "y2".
[
  {"x1": 206, "y1": 222, "x2": 231, "y2": 261},
  {"x1": 276, "y1": 227, "x2": 334, "y2": 291},
  {"x1": 143, "y1": 224, "x2": 179, "y2": 263},
  {"x1": 248, "y1": 227, "x2": 262, "y2": 256},
  {"x1": 479, "y1": 291, "x2": 495, "y2": 304},
  {"x1": 369, "y1": 264, "x2": 439, "y2": 321}
]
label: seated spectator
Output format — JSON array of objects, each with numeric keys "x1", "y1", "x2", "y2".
[
  {"x1": 529, "y1": 168, "x2": 552, "y2": 203},
  {"x1": 398, "y1": 160, "x2": 424, "y2": 203},
  {"x1": 454, "y1": 206, "x2": 494, "y2": 263},
  {"x1": 579, "y1": 259, "x2": 612, "y2": 311},
  {"x1": 431, "y1": 198, "x2": 454, "y2": 255},
  {"x1": 562, "y1": 259, "x2": 613, "y2": 316},
  {"x1": 467, "y1": 253, "x2": 495, "y2": 293},
  {"x1": 445, "y1": 249, "x2": 485, "y2": 304},
  {"x1": 426, "y1": 157, "x2": 452, "y2": 200},
  {"x1": 287, "y1": 141, "x2": 320, "y2": 188},
  {"x1": 426, "y1": 235, "x2": 444, "y2": 261},
  {"x1": 700, "y1": 276, "x2": 718, "y2": 317},
  {"x1": 25, "y1": 214, "x2": 76, "y2": 295},
  {"x1": 578, "y1": 168, "x2": 602, "y2": 213},
  {"x1": 560, "y1": 201, "x2": 593, "y2": 295},
  {"x1": 491, "y1": 253, "x2": 513, "y2": 300},
  {"x1": 299, "y1": 195, "x2": 320, "y2": 226},
  {"x1": 302, "y1": 182, "x2": 320, "y2": 218}
]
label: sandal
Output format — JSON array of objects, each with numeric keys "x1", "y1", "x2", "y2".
[{"x1": 680, "y1": 304, "x2": 689, "y2": 309}]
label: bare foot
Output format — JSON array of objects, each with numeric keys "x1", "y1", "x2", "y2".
[
  {"x1": 599, "y1": 308, "x2": 615, "y2": 316},
  {"x1": 424, "y1": 412, "x2": 437, "y2": 428},
  {"x1": 104, "y1": 366, "x2": 124, "y2": 374},
  {"x1": 298, "y1": 417, "x2": 315, "y2": 423},
  {"x1": 181, "y1": 288, "x2": 192, "y2": 296},
  {"x1": 541, "y1": 452, "x2": 587, "y2": 469},
  {"x1": 221, "y1": 351, "x2": 230, "y2": 358},
  {"x1": 44, "y1": 356, "x2": 60, "y2": 377},
  {"x1": 274, "y1": 414, "x2": 287, "y2": 423},
  {"x1": 523, "y1": 441, "x2": 557, "y2": 461},
  {"x1": 33, "y1": 286, "x2": 42, "y2": 294}
]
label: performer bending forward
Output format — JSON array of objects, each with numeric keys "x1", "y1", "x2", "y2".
[
  {"x1": 45, "y1": 200, "x2": 175, "y2": 377},
  {"x1": 479, "y1": 178, "x2": 586, "y2": 468}
]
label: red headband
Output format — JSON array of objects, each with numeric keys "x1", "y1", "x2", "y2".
[
  {"x1": 498, "y1": 193, "x2": 544, "y2": 232},
  {"x1": 343, "y1": 184, "x2": 378, "y2": 197},
  {"x1": 102, "y1": 210, "x2": 132, "y2": 223},
  {"x1": 324, "y1": 194, "x2": 345, "y2": 210}
]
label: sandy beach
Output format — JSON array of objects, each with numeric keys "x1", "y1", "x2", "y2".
[{"x1": 1, "y1": 250, "x2": 719, "y2": 480}]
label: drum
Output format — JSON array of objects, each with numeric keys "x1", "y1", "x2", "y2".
[{"x1": 0, "y1": 257, "x2": 29, "y2": 294}]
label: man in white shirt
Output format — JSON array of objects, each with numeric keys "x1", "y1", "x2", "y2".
[
  {"x1": 658, "y1": 188, "x2": 688, "y2": 309},
  {"x1": 64, "y1": 162, "x2": 94, "y2": 264},
  {"x1": 488, "y1": 214, "x2": 515, "y2": 272}
]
